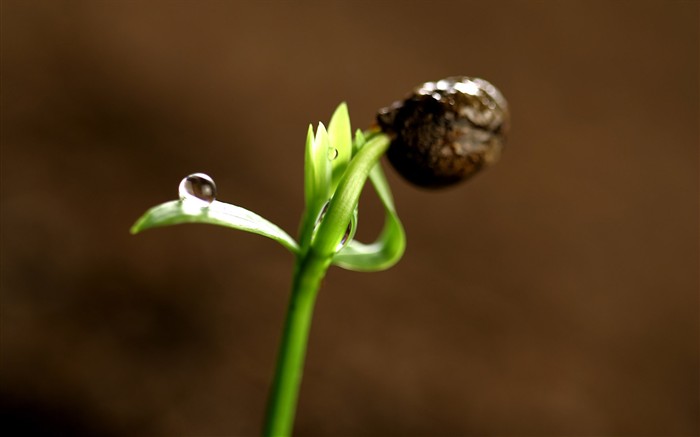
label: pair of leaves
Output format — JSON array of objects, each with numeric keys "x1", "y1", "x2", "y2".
[
  {"x1": 304, "y1": 102, "x2": 352, "y2": 205},
  {"x1": 298, "y1": 103, "x2": 354, "y2": 254},
  {"x1": 130, "y1": 104, "x2": 405, "y2": 272}
]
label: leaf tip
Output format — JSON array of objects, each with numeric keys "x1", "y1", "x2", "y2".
[
  {"x1": 129, "y1": 217, "x2": 145, "y2": 235},
  {"x1": 333, "y1": 101, "x2": 349, "y2": 116}
]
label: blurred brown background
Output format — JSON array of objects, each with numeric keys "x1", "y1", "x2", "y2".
[{"x1": 1, "y1": 1, "x2": 698, "y2": 436}]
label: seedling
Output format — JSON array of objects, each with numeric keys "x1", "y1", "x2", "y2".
[{"x1": 131, "y1": 76, "x2": 509, "y2": 436}]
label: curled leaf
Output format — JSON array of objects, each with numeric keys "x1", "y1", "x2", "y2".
[
  {"x1": 299, "y1": 123, "x2": 333, "y2": 252},
  {"x1": 332, "y1": 130, "x2": 406, "y2": 271}
]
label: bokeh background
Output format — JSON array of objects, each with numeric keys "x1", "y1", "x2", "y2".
[{"x1": 2, "y1": 1, "x2": 698, "y2": 436}]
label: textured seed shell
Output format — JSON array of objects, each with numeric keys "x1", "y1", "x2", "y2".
[{"x1": 377, "y1": 76, "x2": 509, "y2": 188}]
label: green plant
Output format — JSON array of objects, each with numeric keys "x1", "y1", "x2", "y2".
[{"x1": 131, "y1": 77, "x2": 508, "y2": 436}]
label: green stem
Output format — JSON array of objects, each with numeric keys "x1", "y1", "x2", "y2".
[
  {"x1": 263, "y1": 250, "x2": 330, "y2": 437},
  {"x1": 263, "y1": 133, "x2": 390, "y2": 437}
]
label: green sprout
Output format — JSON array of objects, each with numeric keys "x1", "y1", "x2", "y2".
[
  {"x1": 131, "y1": 77, "x2": 508, "y2": 436},
  {"x1": 132, "y1": 104, "x2": 404, "y2": 436}
]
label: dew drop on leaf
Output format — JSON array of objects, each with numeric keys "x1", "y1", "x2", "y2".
[
  {"x1": 328, "y1": 147, "x2": 339, "y2": 161},
  {"x1": 315, "y1": 201, "x2": 331, "y2": 226},
  {"x1": 313, "y1": 200, "x2": 354, "y2": 252},
  {"x1": 337, "y1": 220, "x2": 353, "y2": 251},
  {"x1": 179, "y1": 173, "x2": 217, "y2": 207}
]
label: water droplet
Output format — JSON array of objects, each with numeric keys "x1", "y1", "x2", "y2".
[
  {"x1": 315, "y1": 201, "x2": 330, "y2": 226},
  {"x1": 179, "y1": 173, "x2": 217, "y2": 207},
  {"x1": 337, "y1": 220, "x2": 353, "y2": 251},
  {"x1": 328, "y1": 147, "x2": 338, "y2": 160},
  {"x1": 312, "y1": 200, "x2": 355, "y2": 251}
]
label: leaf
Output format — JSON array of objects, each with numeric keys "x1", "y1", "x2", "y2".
[
  {"x1": 303, "y1": 124, "x2": 316, "y2": 210},
  {"x1": 131, "y1": 200, "x2": 299, "y2": 254},
  {"x1": 332, "y1": 131, "x2": 406, "y2": 271},
  {"x1": 304, "y1": 123, "x2": 331, "y2": 210},
  {"x1": 353, "y1": 129, "x2": 365, "y2": 154},
  {"x1": 328, "y1": 102, "x2": 352, "y2": 190},
  {"x1": 311, "y1": 132, "x2": 395, "y2": 258},
  {"x1": 299, "y1": 123, "x2": 333, "y2": 251}
]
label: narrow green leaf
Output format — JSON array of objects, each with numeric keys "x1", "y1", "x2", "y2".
[
  {"x1": 299, "y1": 123, "x2": 333, "y2": 249},
  {"x1": 311, "y1": 122, "x2": 331, "y2": 207},
  {"x1": 303, "y1": 124, "x2": 315, "y2": 208},
  {"x1": 332, "y1": 131, "x2": 406, "y2": 271},
  {"x1": 311, "y1": 134, "x2": 391, "y2": 257},
  {"x1": 328, "y1": 102, "x2": 352, "y2": 190},
  {"x1": 304, "y1": 123, "x2": 331, "y2": 210},
  {"x1": 131, "y1": 200, "x2": 299, "y2": 254},
  {"x1": 353, "y1": 129, "x2": 366, "y2": 154}
]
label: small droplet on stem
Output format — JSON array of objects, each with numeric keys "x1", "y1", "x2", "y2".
[
  {"x1": 313, "y1": 200, "x2": 354, "y2": 252},
  {"x1": 338, "y1": 220, "x2": 353, "y2": 250},
  {"x1": 179, "y1": 173, "x2": 217, "y2": 207}
]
